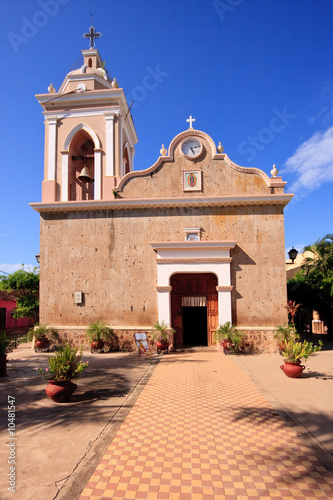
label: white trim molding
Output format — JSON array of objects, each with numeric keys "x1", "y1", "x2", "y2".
[
  {"x1": 47, "y1": 118, "x2": 57, "y2": 181},
  {"x1": 105, "y1": 114, "x2": 115, "y2": 176},
  {"x1": 63, "y1": 123, "x2": 101, "y2": 151},
  {"x1": 61, "y1": 151, "x2": 69, "y2": 201}
]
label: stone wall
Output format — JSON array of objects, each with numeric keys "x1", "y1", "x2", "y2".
[
  {"x1": 40, "y1": 204, "x2": 288, "y2": 330},
  {"x1": 51, "y1": 326, "x2": 278, "y2": 354}
]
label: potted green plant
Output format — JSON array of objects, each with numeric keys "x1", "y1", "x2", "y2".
[
  {"x1": 214, "y1": 322, "x2": 244, "y2": 353},
  {"x1": 29, "y1": 324, "x2": 59, "y2": 351},
  {"x1": 151, "y1": 321, "x2": 175, "y2": 353},
  {"x1": 280, "y1": 338, "x2": 323, "y2": 378},
  {"x1": 35, "y1": 343, "x2": 89, "y2": 402},
  {"x1": 0, "y1": 332, "x2": 15, "y2": 377},
  {"x1": 86, "y1": 320, "x2": 114, "y2": 352},
  {"x1": 274, "y1": 324, "x2": 299, "y2": 352}
]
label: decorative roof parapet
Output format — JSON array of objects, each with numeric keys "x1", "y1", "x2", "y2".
[
  {"x1": 117, "y1": 129, "x2": 280, "y2": 193},
  {"x1": 220, "y1": 154, "x2": 271, "y2": 186}
]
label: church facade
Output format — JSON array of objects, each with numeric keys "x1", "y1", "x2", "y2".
[{"x1": 31, "y1": 44, "x2": 293, "y2": 352}]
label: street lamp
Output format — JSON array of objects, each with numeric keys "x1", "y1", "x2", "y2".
[
  {"x1": 287, "y1": 247, "x2": 298, "y2": 264},
  {"x1": 35, "y1": 253, "x2": 40, "y2": 265}
]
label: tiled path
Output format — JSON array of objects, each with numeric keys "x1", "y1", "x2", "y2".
[{"x1": 79, "y1": 352, "x2": 333, "y2": 499}]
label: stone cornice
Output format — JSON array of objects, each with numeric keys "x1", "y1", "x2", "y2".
[
  {"x1": 156, "y1": 258, "x2": 232, "y2": 264},
  {"x1": 30, "y1": 194, "x2": 293, "y2": 213},
  {"x1": 151, "y1": 241, "x2": 236, "y2": 251}
]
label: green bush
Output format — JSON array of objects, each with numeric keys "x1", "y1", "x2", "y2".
[
  {"x1": 214, "y1": 322, "x2": 244, "y2": 353},
  {"x1": 35, "y1": 344, "x2": 89, "y2": 381}
]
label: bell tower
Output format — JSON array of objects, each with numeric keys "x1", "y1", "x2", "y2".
[{"x1": 35, "y1": 26, "x2": 138, "y2": 203}]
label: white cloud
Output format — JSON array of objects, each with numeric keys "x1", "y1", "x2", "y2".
[
  {"x1": 283, "y1": 126, "x2": 333, "y2": 194},
  {"x1": 0, "y1": 263, "x2": 36, "y2": 274}
]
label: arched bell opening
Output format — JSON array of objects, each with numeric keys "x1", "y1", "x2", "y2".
[{"x1": 68, "y1": 130, "x2": 95, "y2": 200}]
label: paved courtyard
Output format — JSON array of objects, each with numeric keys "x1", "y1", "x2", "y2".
[
  {"x1": 76, "y1": 350, "x2": 333, "y2": 500},
  {"x1": 1, "y1": 341, "x2": 333, "y2": 499}
]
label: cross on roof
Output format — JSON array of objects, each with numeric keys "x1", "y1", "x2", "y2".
[
  {"x1": 186, "y1": 115, "x2": 196, "y2": 129},
  {"x1": 83, "y1": 19, "x2": 102, "y2": 49}
]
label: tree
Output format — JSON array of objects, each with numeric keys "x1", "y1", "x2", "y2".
[
  {"x1": 287, "y1": 234, "x2": 333, "y2": 335},
  {"x1": 302, "y1": 234, "x2": 333, "y2": 277},
  {"x1": 0, "y1": 266, "x2": 39, "y2": 320}
]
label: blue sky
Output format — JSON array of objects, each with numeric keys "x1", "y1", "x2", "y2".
[{"x1": 1, "y1": 0, "x2": 332, "y2": 273}]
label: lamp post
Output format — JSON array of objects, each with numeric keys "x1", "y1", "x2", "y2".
[{"x1": 287, "y1": 247, "x2": 298, "y2": 264}]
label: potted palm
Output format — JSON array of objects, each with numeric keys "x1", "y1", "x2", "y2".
[
  {"x1": 214, "y1": 322, "x2": 244, "y2": 353},
  {"x1": 274, "y1": 324, "x2": 299, "y2": 352},
  {"x1": 29, "y1": 324, "x2": 59, "y2": 351},
  {"x1": 86, "y1": 320, "x2": 114, "y2": 352},
  {"x1": 280, "y1": 338, "x2": 323, "y2": 378},
  {"x1": 151, "y1": 321, "x2": 175, "y2": 354},
  {"x1": 35, "y1": 343, "x2": 89, "y2": 402},
  {"x1": 0, "y1": 332, "x2": 15, "y2": 377}
]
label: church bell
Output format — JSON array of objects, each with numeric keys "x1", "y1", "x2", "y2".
[{"x1": 78, "y1": 165, "x2": 92, "y2": 183}]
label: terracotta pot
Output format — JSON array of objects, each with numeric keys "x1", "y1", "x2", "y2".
[
  {"x1": 45, "y1": 379, "x2": 77, "y2": 403},
  {"x1": 91, "y1": 340, "x2": 105, "y2": 350},
  {"x1": 280, "y1": 361, "x2": 305, "y2": 378},
  {"x1": 0, "y1": 354, "x2": 7, "y2": 377},
  {"x1": 35, "y1": 338, "x2": 50, "y2": 349},
  {"x1": 222, "y1": 340, "x2": 233, "y2": 351},
  {"x1": 155, "y1": 341, "x2": 169, "y2": 350}
]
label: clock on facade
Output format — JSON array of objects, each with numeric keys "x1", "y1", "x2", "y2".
[{"x1": 181, "y1": 137, "x2": 203, "y2": 159}]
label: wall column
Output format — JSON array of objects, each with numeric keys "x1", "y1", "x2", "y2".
[
  {"x1": 216, "y1": 286, "x2": 233, "y2": 325},
  {"x1": 156, "y1": 286, "x2": 173, "y2": 325},
  {"x1": 94, "y1": 149, "x2": 102, "y2": 200},
  {"x1": 60, "y1": 151, "x2": 69, "y2": 201},
  {"x1": 47, "y1": 118, "x2": 57, "y2": 181},
  {"x1": 105, "y1": 115, "x2": 114, "y2": 176}
]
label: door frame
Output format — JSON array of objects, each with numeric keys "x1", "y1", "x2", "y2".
[{"x1": 151, "y1": 241, "x2": 235, "y2": 335}]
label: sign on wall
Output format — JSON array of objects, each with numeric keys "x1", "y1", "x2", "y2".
[{"x1": 134, "y1": 332, "x2": 151, "y2": 356}]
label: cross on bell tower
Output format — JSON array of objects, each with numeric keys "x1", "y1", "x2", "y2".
[{"x1": 83, "y1": 16, "x2": 102, "y2": 49}]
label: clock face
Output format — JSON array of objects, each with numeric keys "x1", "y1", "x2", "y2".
[{"x1": 181, "y1": 138, "x2": 202, "y2": 158}]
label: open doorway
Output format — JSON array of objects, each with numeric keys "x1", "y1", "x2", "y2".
[
  {"x1": 182, "y1": 306, "x2": 208, "y2": 346},
  {"x1": 170, "y1": 273, "x2": 218, "y2": 347}
]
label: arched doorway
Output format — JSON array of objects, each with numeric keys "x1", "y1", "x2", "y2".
[{"x1": 170, "y1": 273, "x2": 218, "y2": 347}]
